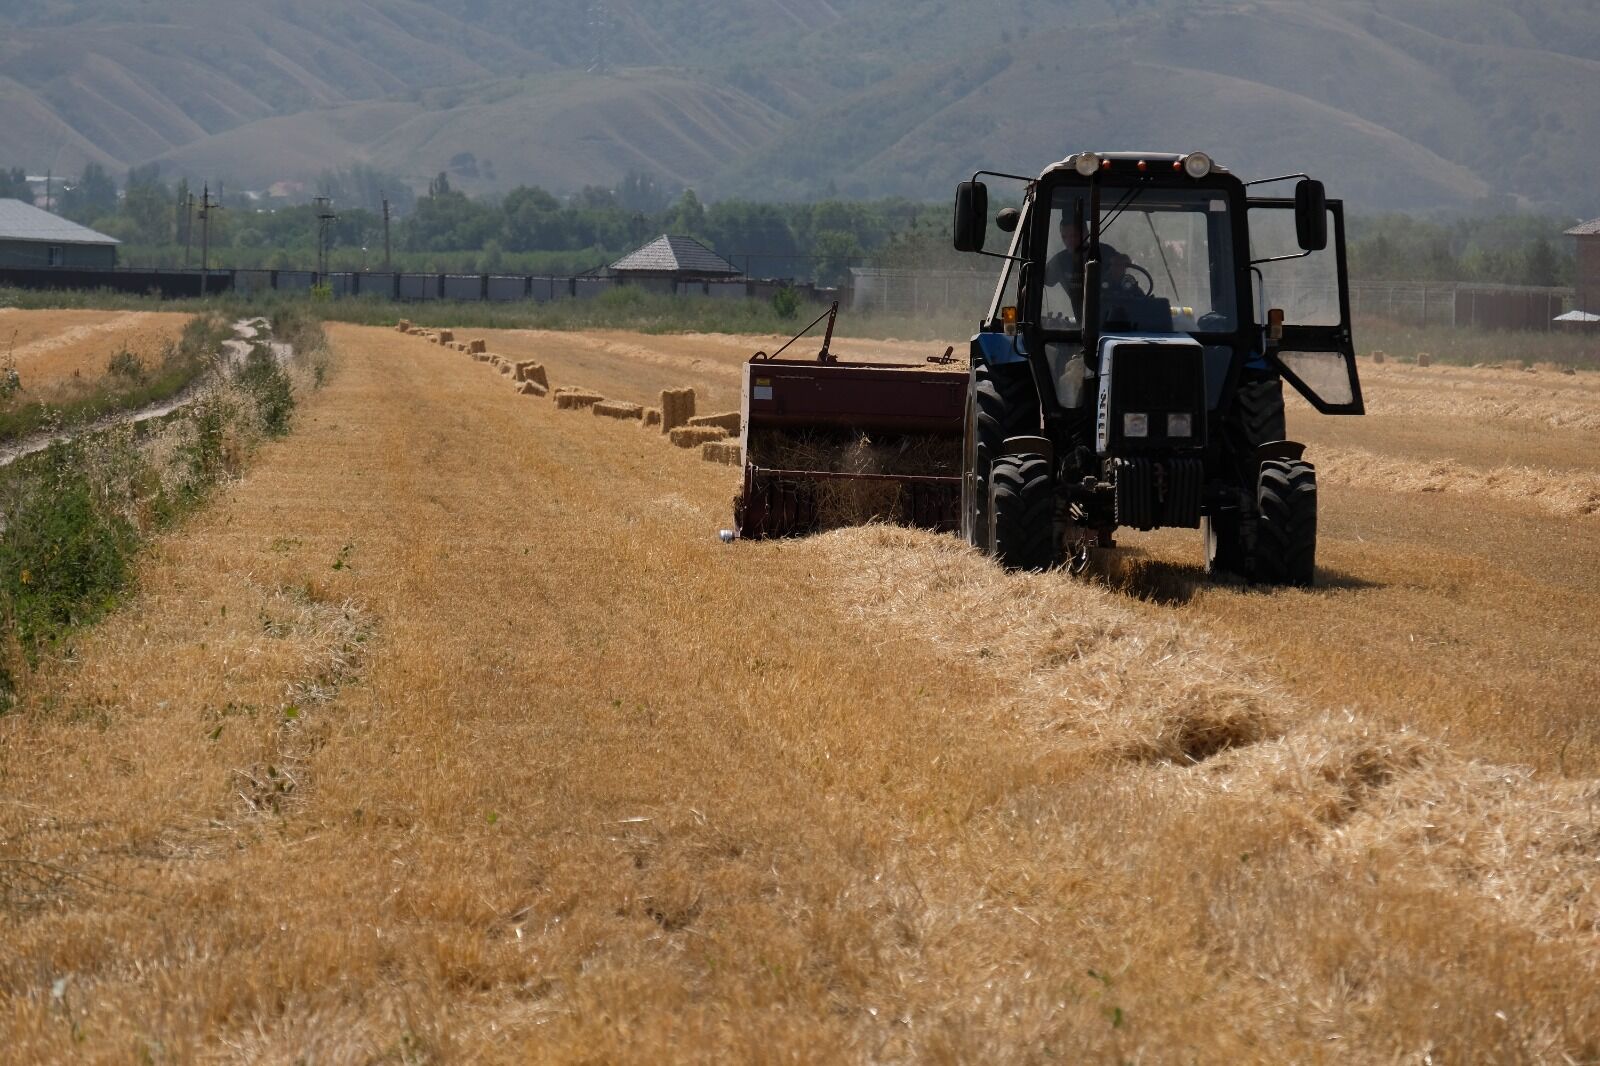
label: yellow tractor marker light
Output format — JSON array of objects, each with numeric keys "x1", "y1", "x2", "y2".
[
  {"x1": 1268, "y1": 307, "x2": 1285, "y2": 342},
  {"x1": 1002, "y1": 305, "x2": 1019, "y2": 336}
]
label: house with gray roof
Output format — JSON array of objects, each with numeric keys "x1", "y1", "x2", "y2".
[
  {"x1": 608, "y1": 234, "x2": 743, "y2": 296},
  {"x1": 0, "y1": 199, "x2": 119, "y2": 269},
  {"x1": 1567, "y1": 217, "x2": 1600, "y2": 321}
]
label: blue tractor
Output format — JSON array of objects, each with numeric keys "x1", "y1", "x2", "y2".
[{"x1": 952, "y1": 151, "x2": 1364, "y2": 584}]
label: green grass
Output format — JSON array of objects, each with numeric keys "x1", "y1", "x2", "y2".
[
  {"x1": 1357, "y1": 317, "x2": 1600, "y2": 368},
  {"x1": 0, "y1": 313, "x2": 315, "y2": 708}
]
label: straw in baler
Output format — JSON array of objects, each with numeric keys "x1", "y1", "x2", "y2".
[{"x1": 745, "y1": 427, "x2": 961, "y2": 529}]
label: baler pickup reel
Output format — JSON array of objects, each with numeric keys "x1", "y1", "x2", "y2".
[{"x1": 733, "y1": 303, "x2": 967, "y2": 539}]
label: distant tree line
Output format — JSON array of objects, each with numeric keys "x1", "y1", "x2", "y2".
[{"x1": 0, "y1": 161, "x2": 1583, "y2": 289}]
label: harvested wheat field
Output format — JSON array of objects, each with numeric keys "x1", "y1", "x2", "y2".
[
  {"x1": 0, "y1": 310, "x2": 191, "y2": 394},
  {"x1": 2, "y1": 324, "x2": 1597, "y2": 1062},
  {"x1": 459, "y1": 328, "x2": 949, "y2": 415}
]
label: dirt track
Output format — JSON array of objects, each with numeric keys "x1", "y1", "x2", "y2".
[{"x1": 1, "y1": 324, "x2": 1595, "y2": 1062}]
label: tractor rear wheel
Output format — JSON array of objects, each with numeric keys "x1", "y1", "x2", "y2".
[
  {"x1": 989, "y1": 454, "x2": 1055, "y2": 571},
  {"x1": 963, "y1": 363, "x2": 1038, "y2": 552},
  {"x1": 1254, "y1": 459, "x2": 1317, "y2": 586}
]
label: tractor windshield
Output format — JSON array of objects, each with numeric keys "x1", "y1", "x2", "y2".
[{"x1": 1040, "y1": 186, "x2": 1237, "y2": 335}]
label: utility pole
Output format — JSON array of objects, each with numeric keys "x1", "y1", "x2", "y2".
[
  {"x1": 44, "y1": 169, "x2": 52, "y2": 213},
  {"x1": 314, "y1": 196, "x2": 339, "y2": 279},
  {"x1": 181, "y1": 193, "x2": 195, "y2": 269},
  {"x1": 382, "y1": 196, "x2": 392, "y2": 272},
  {"x1": 197, "y1": 183, "x2": 220, "y2": 297}
]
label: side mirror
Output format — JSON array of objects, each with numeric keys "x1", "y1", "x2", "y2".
[
  {"x1": 953, "y1": 181, "x2": 989, "y2": 253},
  {"x1": 996, "y1": 207, "x2": 1021, "y2": 234},
  {"x1": 1294, "y1": 179, "x2": 1328, "y2": 252}
]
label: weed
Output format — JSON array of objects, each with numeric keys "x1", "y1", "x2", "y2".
[
  {"x1": 235, "y1": 344, "x2": 294, "y2": 436},
  {"x1": 106, "y1": 349, "x2": 147, "y2": 382},
  {"x1": 0, "y1": 444, "x2": 139, "y2": 654},
  {"x1": 771, "y1": 285, "x2": 801, "y2": 320}
]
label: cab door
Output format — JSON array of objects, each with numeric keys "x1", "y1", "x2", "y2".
[{"x1": 1246, "y1": 198, "x2": 1364, "y2": 415}]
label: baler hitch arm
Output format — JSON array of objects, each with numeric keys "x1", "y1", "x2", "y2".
[{"x1": 753, "y1": 301, "x2": 839, "y2": 364}]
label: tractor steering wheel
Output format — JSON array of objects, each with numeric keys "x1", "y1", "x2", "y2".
[{"x1": 1116, "y1": 264, "x2": 1155, "y2": 298}]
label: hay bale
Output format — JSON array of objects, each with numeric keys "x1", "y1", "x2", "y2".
[
  {"x1": 1416, "y1": 352, "x2": 1432, "y2": 368},
  {"x1": 397, "y1": 319, "x2": 413, "y2": 333},
  {"x1": 661, "y1": 388, "x2": 697, "y2": 433},
  {"x1": 556, "y1": 390, "x2": 605, "y2": 411},
  {"x1": 702, "y1": 440, "x2": 742, "y2": 466},
  {"x1": 499, "y1": 364, "x2": 512, "y2": 375},
  {"x1": 513, "y1": 361, "x2": 549, "y2": 387},
  {"x1": 1370, "y1": 350, "x2": 1386, "y2": 364},
  {"x1": 473, "y1": 352, "x2": 490, "y2": 363},
  {"x1": 642, "y1": 407, "x2": 662, "y2": 428},
  {"x1": 688, "y1": 411, "x2": 741, "y2": 436},
  {"x1": 519, "y1": 381, "x2": 548, "y2": 397},
  {"x1": 594, "y1": 400, "x2": 644, "y2": 421},
  {"x1": 469, "y1": 339, "x2": 487, "y2": 354},
  {"x1": 669, "y1": 425, "x2": 728, "y2": 448},
  {"x1": 438, "y1": 330, "x2": 455, "y2": 343}
]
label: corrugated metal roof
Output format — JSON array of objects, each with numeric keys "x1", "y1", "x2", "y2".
[
  {"x1": 0, "y1": 198, "x2": 120, "y2": 245},
  {"x1": 609, "y1": 234, "x2": 739, "y2": 276},
  {"x1": 1564, "y1": 218, "x2": 1600, "y2": 237}
]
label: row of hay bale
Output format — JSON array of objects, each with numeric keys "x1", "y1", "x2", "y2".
[{"x1": 399, "y1": 319, "x2": 748, "y2": 467}]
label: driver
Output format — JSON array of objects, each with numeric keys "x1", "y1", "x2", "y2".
[{"x1": 1044, "y1": 215, "x2": 1135, "y2": 320}]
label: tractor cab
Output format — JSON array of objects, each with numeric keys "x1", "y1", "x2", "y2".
[{"x1": 954, "y1": 152, "x2": 1363, "y2": 582}]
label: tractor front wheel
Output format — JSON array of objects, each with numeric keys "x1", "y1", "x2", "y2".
[
  {"x1": 989, "y1": 453, "x2": 1055, "y2": 571},
  {"x1": 1253, "y1": 459, "x2": 1317, "y2": 586},
  {"x1": 963, "y1": 363, "x2": 1038, "y2": 552},
  {"x1": 1202, "y1": 505, "x2": 1249, "y2": 578}
]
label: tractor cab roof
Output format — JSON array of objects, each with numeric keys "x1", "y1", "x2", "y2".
[{"x1": 1038, "y1": 152, "x2": 1235, "y2": 182}]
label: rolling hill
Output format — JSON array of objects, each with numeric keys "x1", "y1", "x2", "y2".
[{"x1": 2, "y1": 0, "x2": 1599, "y2": 212}]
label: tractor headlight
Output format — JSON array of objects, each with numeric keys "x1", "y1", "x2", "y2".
[
  {"x1": 1168, "y1": 412, "x2": 1193, "y2": 438},
  {"x1": 1183, "y1": 152, "x2": 1213, "y2": 179},
  {"x1": 1075, "y1": 153, "x2": 1101, "y2": 177},
  {"x1": 1123, "y1": 412, "x2": 1149, "y2": 438}
]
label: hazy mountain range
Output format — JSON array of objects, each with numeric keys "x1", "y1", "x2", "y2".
[{"x1": 3, "y1": 0, "x2": 1599, "y2": 213}]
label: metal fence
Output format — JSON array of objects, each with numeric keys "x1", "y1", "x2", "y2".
[
  {"x1": 848, "y1": 268, "x2": 1576, "y2": 332},
  {"x1": 0, "y1": 265, "x2": 834, "y2": 306},
  {"x1": 849, "y1": 269, "x2": 997, "y2": 315}
]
